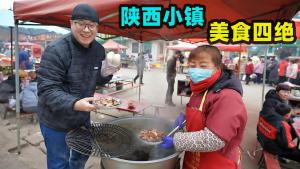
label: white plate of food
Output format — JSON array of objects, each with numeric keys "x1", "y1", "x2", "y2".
[{"x1": 94, "y1": 97, "x2": 121, "y2": 109}]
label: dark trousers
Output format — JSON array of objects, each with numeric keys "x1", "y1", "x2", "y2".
[
  {"x1": 134, "y1": 69, "x2": 143, "y2": 83},
  {"x1": 255, "y1": 73, "x2": 262, "y2": 84},
  {"x1": 278, "y1": 76, "x2": 287, "y2": 83},
  {"x1": 165, "y1": 78, "x2": 175, "y2": 104},
  {"x1": 245, "y1": 74, "x2": 251, "y2": 84},
  {"x1": 278, "y1": 148, "x2": 300, "y2": 163},
  {"x1": 266, "y1": 70, "x2": 270, "y2": 84}
]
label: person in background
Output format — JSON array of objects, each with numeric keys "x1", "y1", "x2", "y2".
[
  {"x1": 144, "y1": 51, "x2": 151, "y2": 71},
  {"x1": 19, "y1": 48, "x2": 30, "y2": 70},
  {"x1": 268, "y1": 56, "x2": 279, "y2": 87},
  {"x1": 165, "y1": 50, "x2": 183, "y2": 106},
  {"x1": 133, "y1": 52, "x2": 145, "y2": 84},
  {"x1": 294, "y1": 60, "x2": 300, "y2": 86},
  {"x1": 254, "y1": 58, "x2": 264, "y2": 84},
  {"x1": 286, "y1": 59, "x2": 298, "y2": 84},
  {"x1": 223, "y1": 56, "x2": 232, "y2": 68},
  {"x1": 257, "y1": 102, "x2": 300, "y2": 163},
  {"x1": 161, "y1": 45, "x2": 247, "y2": 169},
  {"x1": 37, "y1": 4, "x2": 114, "y2": 169},
  {"x1": 0, "y1": 71, "x2": 3, "y2": 83},
  {"x1": 245, "y1": 57, "x2": 254, "y2": 85},
  {"x1": 19, "y1": 70, "x2": 29, "y2": 89},
  {"x1": 239, "y1": 56, "x2": 247, "y2": 80},
  {"x1": 20, "y1": 71, "x2": 37, "y2": 113},
  {"x1": 278, "y1": 58, "x2": 289, "y2": 83},
  {"x1": 178, "y1": 54, "x2": 185, "y2": 74},
  {"x1": 25, "y1": 50, "x2": 34, "y2": 70},
  {"x1": 0, "y1": 75, "x2": 19, "y2": 104},
  {"x1": 28, "y1": 53, "x2": 36, "y2": 70}
]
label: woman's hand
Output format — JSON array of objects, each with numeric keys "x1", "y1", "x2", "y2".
[
  {"x1": 174, "y1": 112, "x2": 186, "y2": 129},
  {"x1": 160, "y1": 136, "x2": 174, "y2": 149}
]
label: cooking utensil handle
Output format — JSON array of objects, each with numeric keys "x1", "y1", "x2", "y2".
[{"x1": 166, "y1": 120, "x2": 186, "y2": 137}]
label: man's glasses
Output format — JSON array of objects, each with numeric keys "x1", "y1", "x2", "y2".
[{"x1": 73, "y1": 20, "x2": 98, "y2": 31}]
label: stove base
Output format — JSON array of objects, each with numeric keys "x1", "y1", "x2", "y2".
[{"x1": 100, "y1": 158, "x2": 181, "y2": 169}]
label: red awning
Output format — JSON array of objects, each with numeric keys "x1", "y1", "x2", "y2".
[
  {"x1": 167, "y1": 42, "x2": 198, "y2": 51},
  {"x1": 102, "y1": 39, "x2": 127, "y2": 50},
  {"x1": 13, "y1": 0, "x2": 300, "y2": 41},
  {"x1": 180, "y1": 38, "x2": 247, "y2": 52},
  {"x1": 214, "y1": 44, "x2": 247, "y2": 52},
  {"x1": 296, "y1": 20, "x2": 300, "y2": 39}
]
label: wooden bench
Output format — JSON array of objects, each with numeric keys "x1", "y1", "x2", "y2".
[
  {"x1": 108, "y1": 84, "x2": 140, "y2": 95},
  {"x1": 258, "y1": 151, "x2": 281, "y2": 169},
  {"x1": 96, "y1": 83, "x2": 140, "y2": 96}
]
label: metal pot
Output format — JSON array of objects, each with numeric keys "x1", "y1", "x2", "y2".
[{"x1": 101, "y1": 117, "x2": 180, "y2": 169}]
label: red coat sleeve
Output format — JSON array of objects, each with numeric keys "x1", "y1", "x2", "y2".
[
  {"x1": 278, "y1": 121, "x2": 296, "y2": 149},
  {"x1": 205, "y1": 89, "x2": 247, "y2": 143}
]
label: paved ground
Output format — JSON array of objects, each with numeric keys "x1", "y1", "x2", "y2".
[{"x1": 0, "y1": 67, "x2": 299, "y2": 169}]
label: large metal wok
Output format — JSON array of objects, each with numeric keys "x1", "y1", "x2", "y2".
[{"x1": 101, "y1": 117, "x2": 180, "y2": 169}]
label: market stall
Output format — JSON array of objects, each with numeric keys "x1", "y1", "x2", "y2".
[{"x1": 12, "y1": 0, "x2": 300, "y2": 164}]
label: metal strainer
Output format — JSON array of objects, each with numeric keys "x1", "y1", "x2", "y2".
[{"x1": 66, "y1": 122, "x2": 134, "y2": 158}]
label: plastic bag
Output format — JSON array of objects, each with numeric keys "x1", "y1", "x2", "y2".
[
  {"x1": 8, "y1": 97, "x2": 16, "y2": 109},
  {"x1": 101, "y1": 60, "x2": 120, "y2": 77},
  {"x1": 242, "y1": 75, "x2": 246, "y2": 81}
]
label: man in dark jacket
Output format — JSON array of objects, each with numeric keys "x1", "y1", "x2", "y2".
[
  {"x1": 165, "y1": 51, "x2": 183, "y2": 106},
  {"x1": 37, "y1": 4, "x2": 113, "y2": 169},
  {"x1": 268, "y1": 56, "x2": 279, "y2": 86},
  {"x1": 133, "y1": 52, "x2": 145, "y2": 84}
]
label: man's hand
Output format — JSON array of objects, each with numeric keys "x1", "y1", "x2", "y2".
[
  {"x1": 73, "y1": 97, "x2": 96, "y2": 112},
  {"x1": 101, "y1": 61, "x2": 121, "y2": 77}
]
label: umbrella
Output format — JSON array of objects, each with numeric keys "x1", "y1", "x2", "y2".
[
  {"x1": 102, "y1": 39, "x2": 127, "y2": 50},
  {"x1": 13, "y1": 0, "x2": 300, "y2": 41},
  {"x1": 167, "y1": 42, "x2": 198, "y2": 51},
  {"x1": 214, "y1": 44, "x2": 247, "y2": 52},
  {"x1": 181, "y1": 38, "x2": 248, "y2": 52},
  {"x1": 296, "y1": 20, "x2": 300, "y2": 39}
]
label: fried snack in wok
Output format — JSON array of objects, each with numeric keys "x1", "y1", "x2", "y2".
[
  {"x1": 94, "y1": 97, "x2": 121, "y2": 108},
  {"x1": 139, "y1": 129, "x2": 164, "y2": 142}
]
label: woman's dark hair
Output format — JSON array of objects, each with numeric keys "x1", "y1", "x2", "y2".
[
  {"x1": 188, "y1": 45, "x2": 222, "y2": 68},
  {"x1": 275, "y1": 103, "x2": 291, "y2": 116},
  {"x1": 276, "y1": 83, "x2": 291, "y2": 92},
  {"x1": 290, "y1": 59, "x2": 298, "y2": 64}
]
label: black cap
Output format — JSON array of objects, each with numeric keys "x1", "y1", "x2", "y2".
[
  {"x1": 71, "y1": 4, "x2": 99, "y2": 23},
  {"x1": 276, "y1": 83, "x2": 291, "y2": 92}
]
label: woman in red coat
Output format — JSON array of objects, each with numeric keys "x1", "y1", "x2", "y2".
[
  {"x1": 245, "y1": 58, "x2": 254, "y2": 85},
  {"x1": 161, "y1": 45, "x2": 247, "y2": 169}
]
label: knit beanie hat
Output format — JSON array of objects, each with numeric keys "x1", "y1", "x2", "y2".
[{"x1": 71, "y1": 4, "x2": 99, "y2": 23}]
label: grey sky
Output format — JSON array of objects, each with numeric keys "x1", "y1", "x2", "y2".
[{"x1": 1, "y1": 0, "x2": 70, "y2": 34}]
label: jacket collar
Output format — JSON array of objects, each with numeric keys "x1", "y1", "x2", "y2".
[{"x1": 70, "y1": 33, "x2": 94, "y2": 51}]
